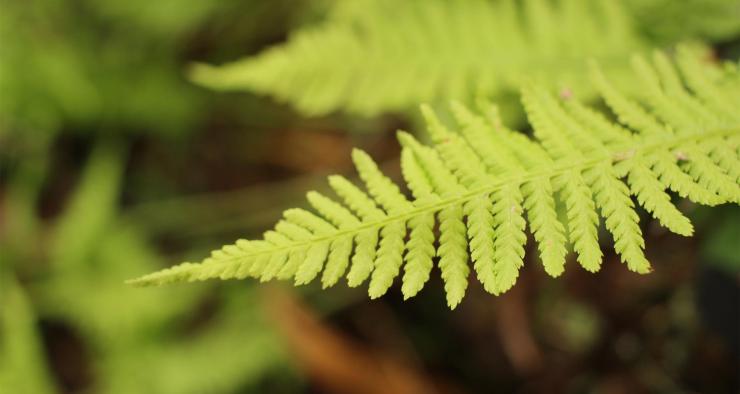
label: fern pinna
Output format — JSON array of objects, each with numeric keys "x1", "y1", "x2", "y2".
[{"x1": 130, "y1": 48, "x2": 740, "y2": 309}]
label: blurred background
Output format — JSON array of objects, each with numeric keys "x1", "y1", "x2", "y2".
[{"x1": 1, "y1": 1, "x2": 738, "y2": 393}]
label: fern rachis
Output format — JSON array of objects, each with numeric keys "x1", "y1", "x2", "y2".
[{"x1": 130, "y1": 48, "x2": 740, "y2": 309}]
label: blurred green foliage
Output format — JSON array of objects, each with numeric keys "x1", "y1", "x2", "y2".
[
  {"x1": 0, "y1": 273, "x2": 56, "y2": 394},
  {"x1": 0, "y1": 0, "x2": 201, "y2": 135},
  {"x1": 698, "y1": 206, "x2": 740, "y2": 274},
  {"x1": 2, "y1": 138, "x2": 292, "y2": 393},
  {"x1": 624, "y1": 0, "x2": 740, "y2": 44},
  {"x1": 0, "y1": 0, "x2": 314, "y2": 392}
]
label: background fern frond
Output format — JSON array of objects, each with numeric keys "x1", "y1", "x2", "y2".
[
  {"x1": 624, "y1": 0, "x2": 740, "y2": 43},
  {"x1": 190, "y1": 0, "x2": 647, "y2": 116},
  {"x1": 130, "y1": 49, "x2": 740, "y2": 309}
]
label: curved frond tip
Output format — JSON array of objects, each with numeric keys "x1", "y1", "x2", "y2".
[{"x1": 129, "y1": 48, "x2": 740, "y2": 309}]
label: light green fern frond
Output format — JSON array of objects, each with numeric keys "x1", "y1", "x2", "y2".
[
  {"x1": 190, "y1": 0, "x2": 645, "y2": 116},
  {"x1": 130, "y1": 48, "x2": 740, "y2": 309}
]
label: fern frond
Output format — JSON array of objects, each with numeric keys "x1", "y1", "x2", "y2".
[
  {"x1": 131, "y1": 49, "x2": 740, "y2": 309},
  {"x1": 190, "y1": 0, "x2": 645, "y2": 116}
]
